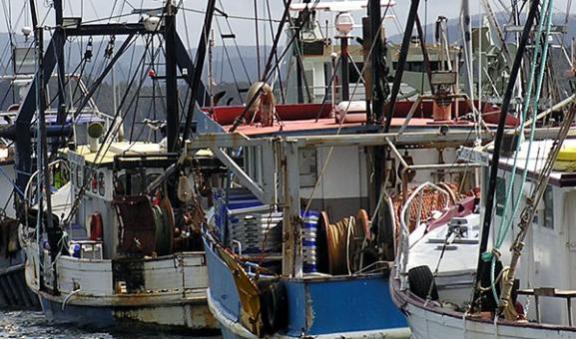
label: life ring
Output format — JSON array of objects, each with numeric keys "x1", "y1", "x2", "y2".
[
  {"x1": 258, "y1": 280, "x2": 289, "y2": 335},
  {"x1": 89, "y1": 213, "x2": 103, "y2": 241}
]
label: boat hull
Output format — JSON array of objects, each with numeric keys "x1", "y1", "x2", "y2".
[
  {"x1": 39, "y1": 292, "x2": 217, "y2": 334},
  {"x1": 204, "y1": 237, "x2": 410, "y2": 338},
  {"x1": 391, "y1": 275, "x2": 576, "y2": 339},
  {"x1": 24, "y1": 244, "x2": 218, "y2": 333}
]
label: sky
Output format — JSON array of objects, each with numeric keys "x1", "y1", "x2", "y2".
[{"x1": 1, "y1": 0, "x2": 574, "y2": 46}]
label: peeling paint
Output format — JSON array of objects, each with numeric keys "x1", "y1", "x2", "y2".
[{"x1": 304, "y1": 284, "x2": 315, "y2": 331}]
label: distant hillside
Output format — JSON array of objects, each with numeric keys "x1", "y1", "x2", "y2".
[
  {"x1": 0, "y1": 10, "x2": 571, "y2": 139},
  {"x1": 388, "y1": 12, "x2": 575, "y2": 44}
]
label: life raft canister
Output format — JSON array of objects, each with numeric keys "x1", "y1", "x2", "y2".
[{"x1": 89, "y1": 213, "x2": 104, "y2": 241}]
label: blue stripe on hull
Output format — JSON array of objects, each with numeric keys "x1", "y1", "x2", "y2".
[{"x1": 204, "y1": 237, "x2": 407, "y2": 337}]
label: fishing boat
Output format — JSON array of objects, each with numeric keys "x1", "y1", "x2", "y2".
[
  {"x1": 191, "y1": 115, "x2": 496, "y2": 338},
  {"x1": 15, "y1": 0, "x2": 221, "y2": 332},
  {"x1": 186, "y1": 0, "x2": 517, "y2": 337},
  {"x1": 391, "y1": 0, "x2": 576, "y2": 337},
  {"x1": 0, "y1": 24, "x2": 112, "y2": 310}
]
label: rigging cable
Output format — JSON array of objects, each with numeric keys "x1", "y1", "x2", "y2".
[
  {"x1": 214, "y1": 16, "x2": 246, "y2": 104},
  {"x1": 491, "y1": 0, "x2": 555, "y2": 305},
  {"x1": 471, "y1": 0, "x2": 540, "y2": 312},
  {"x1": 216, "y1": 0, "x2": 253, "y2": 83},
  {"x1": 63, "y1": 35, "x2": 161, "y2": 226},
  {"x1": 265, "y1": 0, "x2": 285, "y2": 103}
]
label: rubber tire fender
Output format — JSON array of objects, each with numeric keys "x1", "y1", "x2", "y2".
[
  {"x1": 258, "y1": 280, "x2": 289, "y2": 335},
  {"x1": 408, "y1": 265, "x2": 439, "y2": 301}
]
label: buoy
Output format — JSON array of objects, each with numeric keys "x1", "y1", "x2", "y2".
[{"x1": 89, "y1": 213, "x2": 104, "y2": 241}]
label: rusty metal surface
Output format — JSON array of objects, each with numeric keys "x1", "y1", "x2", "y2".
[
  {"x1": 0, "y1": 217, "x2": 19, "y2": 258},
  {"x1": 114, "y1": 195, "x2": 156, "y2": 255},
  {"x1": 393, "y1": 183, "x2": 460, "y2": 233},
  {"x1": 216, "y1": 245, "x2": 262, "y2": 336}
]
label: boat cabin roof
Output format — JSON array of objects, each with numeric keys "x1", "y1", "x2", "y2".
[
  {"x1": 469, "y1": 138, "x2": 576, "y2": 188},
  {"x1": 205, "y1": 100, "x2": 503, "y2": 137},
  {"x1": 228, "y1": 116, "x2": 476, "y2": 137},
  {"x1": 67, "y1": 142, "x2": 164, "y2": 167}
]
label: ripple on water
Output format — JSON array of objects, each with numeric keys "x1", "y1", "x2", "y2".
[
  {"x1": 0, "y1": 310, "x2": 114, "y2": 339},
  {"x1": 0, "y1": 310, "x2": 212, "y2": 339}
]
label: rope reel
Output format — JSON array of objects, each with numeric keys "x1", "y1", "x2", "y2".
[{"x1": 321, "y1": 209, "x2": 372, "y2": 275}]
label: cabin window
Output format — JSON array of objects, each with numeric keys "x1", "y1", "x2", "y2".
[
  {"x1": 542, "y1": 185, "x2": 554, "y2": 229},
  {"x1": 70, "y1": 163, "x2": 76, "y2": 185},
  {"x1": 392, "y1": 61, "x2": 451, "y2": 73},
  {"x1": 116, "y1": 172, "x2": 161, "y2": 196},
  {"x1": 90, "y1": 170, "x2": 98, "y2": 193},
  {"x1": 98, "y1": 172, "x2": 105, "y2": 196},
  {"x1": 300, "y1": 148, "x2": 318, "y2": 188}
]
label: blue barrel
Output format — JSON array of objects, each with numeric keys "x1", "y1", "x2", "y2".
[{"x1": 301, "y1": 211, "x2": 320, "y2": 273}]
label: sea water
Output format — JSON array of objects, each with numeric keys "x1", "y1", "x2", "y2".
[{"x1": 0, "y1": 309, "x2": 203, "y2": 338}]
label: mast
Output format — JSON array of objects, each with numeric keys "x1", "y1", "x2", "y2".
[
  {"x1": 340, "y1": 35, "x2": 350, "y2": 101},
  {"x1": 208, "y1": 29, "x2": 215, "y2": 111},
  {"x1": 368, "y1": 0, "x2": 393, "y2": 259},
  {"x1": 383, "y1": 0, "x2": 419, "y2": 133},
  {"x1": 254, "y1": 0, "x2": 261, "y2": 77},
  {"x1": 35, "y1": 20, "x2": 59, "y2": 295},
  {"x1": 54, "y1": 0, "x2": 66, "y2": 136},
  {"x1": 180, "y1": 0, "x2": 217, "y2": 145},
  {"x1": 472, "y1": 0, "x2": 540, "y2": 310},
  {"x1": 164, "y1": 1, "x2": 179, "y2": 152}
]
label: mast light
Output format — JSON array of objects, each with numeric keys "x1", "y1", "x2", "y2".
[{"x1": 335, "y1": 12, "x2": 354, "y2": 36}]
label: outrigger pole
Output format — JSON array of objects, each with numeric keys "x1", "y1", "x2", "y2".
[
  {"x1": 471, "y1": 0, "x2": 540, "y2": 311},
  {"x1": 368, "y1": 0, "x2": 387, "y2": 123},
  {"x1": 15, "y1": 2, "x2": 210, "y2": 201},
  {"x1": 180, "y1": 0, "x2": 217, "y2": 148},
  {"x1": 383, "y1": 0, "x2": 419, "y2": 133}
]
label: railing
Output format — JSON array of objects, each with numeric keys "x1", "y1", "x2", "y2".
[{"x1": 517, "y1": 288, "x2": 576, "y2": 326}]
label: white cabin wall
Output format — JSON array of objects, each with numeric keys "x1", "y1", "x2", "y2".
[
  {"x1": 489, "y1": 171, "x2": 573, "y2": 325},
  {"x1": 79, "y1": 196, "x2": 118, "y2": 260},
  {"x1": 301, "y1": 146, "x2": 369, "y2": 220},
  {"x1": 303, "y1": 58, "x2": 326, "y2": 103},
  {"x1": 527, "y1": 186, "x2": 568, "y2": 324}
]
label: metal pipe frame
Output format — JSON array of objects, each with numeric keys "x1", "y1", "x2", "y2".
[
  {"x1": 190, "y1": 131, "x2": 488, "y2": 278},
  {"x1": 385, "y1": 137, "x2": 483, "y2": 200}
]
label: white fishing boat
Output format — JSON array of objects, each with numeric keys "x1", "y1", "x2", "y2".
[
  {"x1": 16, "y1": 0, "x2": 220, "y2": 332},
  {"x1": 21, "y1": 141, "x2": 217, "y2": 331},
  {"x1": 391, "y1": 0, "x2": 576, "y2": 337}
]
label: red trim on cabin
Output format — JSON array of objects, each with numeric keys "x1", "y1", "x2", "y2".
[{"x1": 203, "y1": 99, "x2": 518, "y2": 134}]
